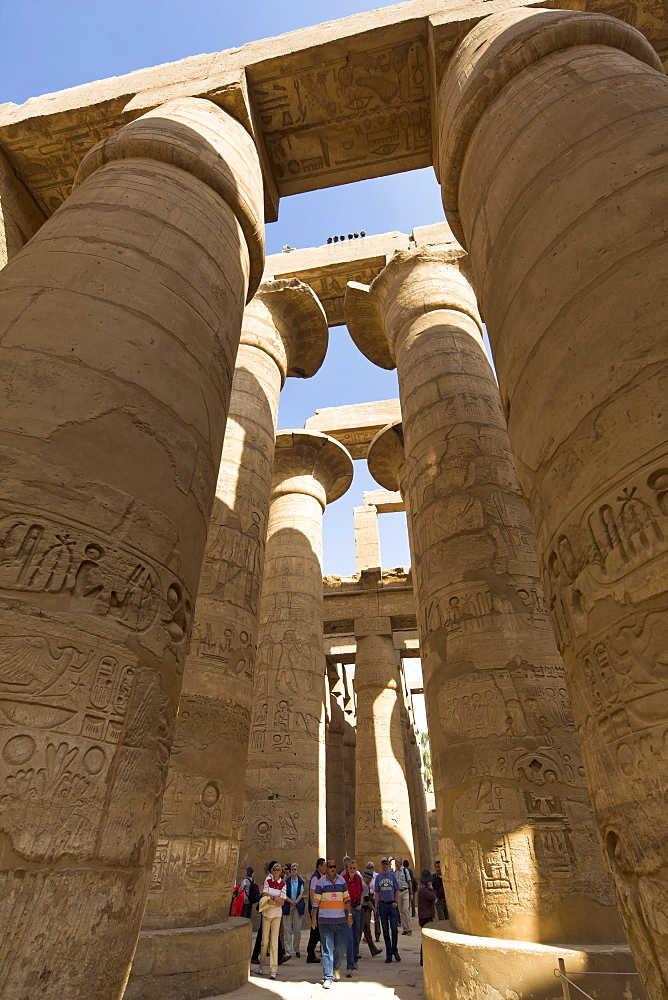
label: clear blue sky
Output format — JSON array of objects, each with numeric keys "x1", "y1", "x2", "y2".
[{"x1": 0, "y1": 0, "x2": 449, "y2": 575}]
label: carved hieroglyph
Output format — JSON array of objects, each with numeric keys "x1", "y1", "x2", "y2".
[
  {"x1": 354, "y1": 617, "x2": 415, "y2": 866},
  {"x1": 351, "y1": 245, "x2": 624, "y2": 945},
  {"x1": 140, "y1": 280, "x2": 327, "y2": 938},
  {"x1": 0, "y1": 98, "x2": 264, "y2": 1000},
  {"x1": 242, "y1": 431, "x2": 353, "y2": 873},
  {"x1": 400, "y1": 675, "x2": 432, "y2": 874},
  {"x1": 437, "y1": 9, "x2": 667, "y2": 996},
  {"x1": 326, "y1": 660, "x2": 349, "y2": 861}
]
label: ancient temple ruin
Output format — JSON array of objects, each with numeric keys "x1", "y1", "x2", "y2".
[{"x1": 0, "y1": 2, "x2": 666, "y2": 999}]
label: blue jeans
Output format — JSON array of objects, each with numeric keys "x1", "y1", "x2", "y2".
[
  {"x1": 346, "y1": 907, "x2": 361, "y2": 970},
  {"x1": 378, "y1": 902, "x2": 399, "y2": 958},
  {"x1": 319, "y1": 921, "x2": 349, "y2": 982}
]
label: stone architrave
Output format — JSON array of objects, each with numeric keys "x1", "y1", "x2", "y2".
[
  {"x1": 436, "y1": 9, "x2": 667, "y2": 996},
  {"x1": 354, "y1": 616, "x2": 415, "y2": 867},
  {"x1": 0, "y1": 98, "x2": 264, "y2": 1000},
  {"x1": 0, "y1": 146, "x2": 45, "y2": 269},
  {"x1": 349, "y1": 247, "x2": 627, "y2": 960},
  {"x1": 128, "y1": 281, "x2": 327, "y2": 998},
  {"x1": 400, "y1": 678, "x2": 432, "y2": 874},
  {"x1": 242, "y1": 431, "x2": 353, "y2": 873}
]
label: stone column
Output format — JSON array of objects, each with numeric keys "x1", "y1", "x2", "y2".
[
  {"x1": 342, "y1": 674, "x2": 357, "y2": 855},
  {"x1": 400, "y1": 675, "x2": 432, "y2": 874},
  {"x1": 354, "y1": 504, "x2": 381, "y2": 571},
  {"x1": 0, "y1": 98, "x2": 264, "y2": 1000},
  {"x1": 326, "y1": 661, "x2": 348, "y2": 862},
  {"x1": 242, "y1": 431, "x2": 353, "y2": 873},
  {"x1": 435, "y1": 9, "x2": 667, "y2": 996},
  {"x1": 127, "y1": 280, "x2": 327, "y2": 998},
  {"x1": 350, "y1": 246, "x2": 635, "y2": 996},
  {"x1": 354, "y1": 617, "x2": 415, "y2": 867}
]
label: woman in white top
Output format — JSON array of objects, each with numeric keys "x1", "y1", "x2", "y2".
[{"x1": 259, "y1": 860, "x2": 287, "y2": 979}]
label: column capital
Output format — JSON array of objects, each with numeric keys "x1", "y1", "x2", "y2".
[
  {"x1": 344, "y1": 244, "x2": 481, "y2": 369},
  {"x1": 436, "y1": 7, "x2": 662, "y2": 245},
  {"x1": 242, "y1": 277, "x2": 328, "y2": 383},
  {"x1": 367, "y1": 420, "x2": 405, "y2": 495},
  {"x1": 272, "y1": 430, "x2": 353, "y2": 509},
  {"x1": 74, "y1": 97, "x2": 265, "y2": 300}
]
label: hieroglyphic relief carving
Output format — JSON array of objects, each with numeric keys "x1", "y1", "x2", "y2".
[
  {"x1": 0, "y1": 510, "x2": 192, "y2": 665},
  {"x1": 250, "y1": 38, "x2": 430, "y2": 194},
  {"x1": 356, "y1": 248, "x2": 622, "y2": 943}
]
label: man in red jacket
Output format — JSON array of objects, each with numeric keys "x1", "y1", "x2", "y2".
[{"x1": 342, "y1": 860, "x2": 364, "y2": 977}]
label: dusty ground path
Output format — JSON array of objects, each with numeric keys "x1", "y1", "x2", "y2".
[{"x1": 206, "y1": 926, "x2": 426, "y2": 1000}]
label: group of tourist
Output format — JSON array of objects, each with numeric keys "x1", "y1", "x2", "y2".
[{"x1": 238, "y1": 855, "x2": 449, "y2": 987}]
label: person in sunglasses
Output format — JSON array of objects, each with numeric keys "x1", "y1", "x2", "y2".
[{"x1": 311, "y1": 859, "x2": 353, "y2": 989}]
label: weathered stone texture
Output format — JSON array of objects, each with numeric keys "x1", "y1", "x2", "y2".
[
  {"x1": 354, "y1": 618, "x2": 415, "y2": 866},
  {"x1": 437, "y1": 9, "x2": 667, "y2": 997},
  {"x1": 0, "y1": 98, "x2": 263, "y2": 1000},
  {"x1": 242, "y1": 432, "x2": 353, "y2": 873},
  {"x1": 354, "y1": 245, "x2": 623, "y2": 946}
]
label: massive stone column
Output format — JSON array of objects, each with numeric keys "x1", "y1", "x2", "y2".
[
  {"x1": 350, "y1": 245, "x2": 637, "y2": 999},
  {"x1": 400, "y1": 673, "x2": 432, "y2": 874},
  {"x1": 242, "y1": 431, "x2": 353, "y2": 873},
  {"x1": 128, "y1": 280, "x2": 327, "y2": 999},
  {"x1": 435, "y1": 9, "x2": 667, "y2": 996},
  {"x1": 0, "y1": 97, "x2": 264, "y2": 1000},
  {"x1": 326, "y1": 661, "x2": 348, "y2": 862},
  {"x1": 354, "y1": 617, "x2": 414, "y2": 866},
  {"x1": 0, "y1": 99, "x2": 263, "y2": 1000}
]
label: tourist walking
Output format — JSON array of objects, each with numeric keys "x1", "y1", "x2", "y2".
[
  {"x1": 392, "y1": 857, "x2": 413, "y2": 934},
  {"x1": 431, "y1": 859, "x2": 449, "y2": 921},
  {"x1": 306, "y1": 858, "x2": 327, "y2": 963},
  {"x1": 365, "y1": 863, "x2": 382, "y2": 942},
  {"x1": 417, "y1": 870, "x2": 438, "y2": 966},
  {"x1": 282, "y1": 863, "x2": 305, "y2": 958},
  {"x1": 360, "y1": 869, "x2": 382, "y2": 957},
  {"x1": 342, "y1": 859, "x2": 363, "y2": 976},
  {"x1": 403, "y1": 858, "x2": 417, "y2": 916},
  {"x1": 239, "y1": 865, "x2": 257, "y2": 919},
  {"x1": 258, "y1": 861, "x2": 287, "y2": 979},
  {"x1": 374, "y1": 857, "x2": 401, "y2": 963},
  {"x1": 311, "y1": 859, "x2": 353, "y2": 989}
]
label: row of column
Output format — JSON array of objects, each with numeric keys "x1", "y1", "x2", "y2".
[{"x1": 0, "y1": 6, "x2": 665, "y2": 998}]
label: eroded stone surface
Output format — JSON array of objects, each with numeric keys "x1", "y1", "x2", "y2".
[
  {"x1": 0, "y1": 98, "x2": 264, "y2": 1000},
  {"x1": 437, "y1": 9, "x2": 668, "y2": 997},
  {"x1": 354, "y1": 246, "x2": 624, "y2": 947},
  {"x1": 242, "y1": 432, "x2": 353, "y2": 873},
  {"x1": 354, "y1": 618, "x2": 415, "y2": 866}
]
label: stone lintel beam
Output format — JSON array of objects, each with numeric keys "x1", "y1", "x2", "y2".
[
  {"x1": 244, "y1": 277, "x2": 328, "y2": 380},
  {"x1": 362, "y1": 488, "x2": 404, "y2": 513},
  {"x1": 305, "y1": 398, "x2": 401, "y2": 459},
  {"x1": 3, "y1": 0, "x2": 665, "y2": 224}
]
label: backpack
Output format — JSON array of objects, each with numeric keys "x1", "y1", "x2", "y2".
[{"x1": 248, "y1": 879, "x2": 261, "y2": 905}]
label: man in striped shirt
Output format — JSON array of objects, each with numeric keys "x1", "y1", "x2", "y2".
[{"x1": 311, "y1": 859, "x2": 353, "y2": 989}]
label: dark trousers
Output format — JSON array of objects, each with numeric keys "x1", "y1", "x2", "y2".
[
  {"x1": 378, "y1": 902, "x2": 399, "y2": 959},
  {"x1": 252, "y1": 920, "x2": 284, "y2": 963},
  {"x1": 306, "y1": 923, "x2": 320, "y2": 959},
  {"x1": 419, "y1": 916, "x2": 433, "y2": 965},
  {"x1": 360, "y1": 906, "x2": 379, "y2": 954}
]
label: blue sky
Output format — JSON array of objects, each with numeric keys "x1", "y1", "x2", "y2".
[{"x1": 0, "y1": 0, "x2": 448, "y2": 575}]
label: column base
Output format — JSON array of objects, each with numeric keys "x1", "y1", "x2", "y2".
[
  {"x1": 422, "y1": 924, "x2": 645, "y2": 1000},
  {"x1": 125, "y1": 918, "x2": 251, "y2": 1000}
]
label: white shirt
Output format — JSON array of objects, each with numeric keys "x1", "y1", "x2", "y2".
[{"x1": 262, "y1": 877, "x2": 287, "y2": 917}]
